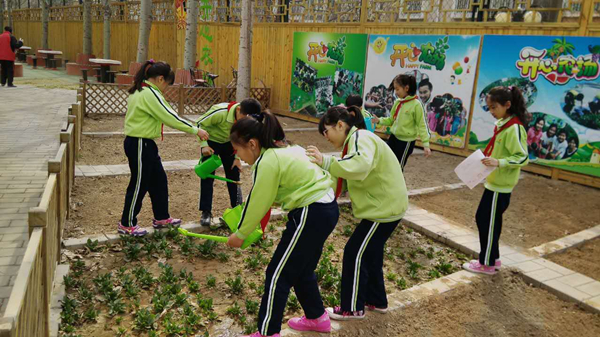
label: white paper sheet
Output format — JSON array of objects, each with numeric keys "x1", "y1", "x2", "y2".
[{"x1": 454, "y1": 150, "x2": 496, "y2": 189}]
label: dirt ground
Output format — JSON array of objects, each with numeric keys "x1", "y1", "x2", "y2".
[
  {"x1": 82, "y1": 114, "x2": 316, "y2": 133},
  {"x1": 411, "y1": 173, "x2": 600, "y2": 249},
  {"x1": 548, "y1": 238, "x2": 600, "y2": 281},
  {"x1": 62, "y1": 208, "x2": 464, "y2": 337},
  {"x1": 65, "y1": 170, "x2": 255, "y2": 239},
  {"x1": 332, "y1": 271, "x2": 600, "y2": 337}
]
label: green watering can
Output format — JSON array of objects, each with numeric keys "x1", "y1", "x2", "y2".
[
  {"x1": 178, "y1": 204, "x2": 266, "y2": 250},
  {"x1": 195, "y1": 155, "x2": 241, "y2": 185}
]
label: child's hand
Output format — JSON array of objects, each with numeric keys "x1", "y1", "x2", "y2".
[
  {"x1": 481, "y1": 157, "x2": 499, "y2": 167},
  {"x1": 306, "y1": 146, "x2": 323, "y2": 166},
  {"x1": 227, "y1": 233, "x2": 244, "y2": 248},
  {"x1": 201, "y1": 146, "x2": 214, "y2": 157},
  {"x1": 372, "y1": 116, "x2": 380, "y2": 124},
  {"x1": 197, "y1": 129, "x2": 209, "y2": 141},
  {"x1": 424, "y1": 147, "x2": 432, "y2": 158},
  {"x1": 232, "y1": 158, "x2": 243, "y2": 172}
]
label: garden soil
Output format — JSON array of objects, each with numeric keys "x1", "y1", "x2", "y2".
[{"x1": 548, "y1": 237, "x2": 600, "y2": 281}]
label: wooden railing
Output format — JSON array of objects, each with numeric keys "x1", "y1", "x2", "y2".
[
  {"x1": 83, "y1": 82, "x2": 271, "y2": 115},
  {"x1": 0, "y1": 103, "x2": 80, "y2": 337}
]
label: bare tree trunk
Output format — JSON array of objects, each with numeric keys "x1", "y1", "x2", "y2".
[
  {"x1": 82, "y1": 0, "x2": 92, "y2": 54},
  {"x1": 236, "y1": 0, "x2": 252, "y2": 101},
  {"x1": 41, "y1": 0, "x2": 49, "y2": 49},
  {"x1": 136, "y1": 0, "x2": 153, "y2": 62},
  {"x1": 183, "y1": 0, "x2": 198, "y2": 69},
  {"x1": 103, "y1": 0, "x2": 111, "y2": 58},
  {"x1": 0, "y1": 0, "x2": 5, "y2": 30},
  {"x1": 7, "y1": 0, "x2": 13, "y2": 28}
]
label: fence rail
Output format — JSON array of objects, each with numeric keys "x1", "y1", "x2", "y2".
[
  {"x1": 83, "y1": 83, "x2": 272, "y2": 115},
  {"x1": 0, "y1": 104, "x2": 80, "y2": 337}
]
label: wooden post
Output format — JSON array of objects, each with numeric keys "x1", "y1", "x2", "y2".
[
  {"x1": 359, "y1": 0, "x2": 368, "y2": 32},
  {"x1": 579, "y1": 0, "x2": 594, "y2": 36},
  {"x1": 221, "y1": 86, "x2": 227, "y2": 102},
  {"x1": 179, "y1": 83, "x2": 185, "y2": 115}
]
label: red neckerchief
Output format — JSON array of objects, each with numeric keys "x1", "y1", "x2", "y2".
[
  {"x1": 483, "y1": 116, "x2": 523, "y2": 157},
  {"x1": 227, "y1": 101, "x2": 238, "y2": 116},
  {"x1": 335, "y1": 142, "x2": 349, "y2": 199},
  {"x1": 142, "y1": 82, "x2": 165, "y2": 141},
  {"x1": 260, "y1": 209, "x2": 271, "y2": 239},
  {"x1": 393, "y1": 97, "x2": 417, "y2": 119}
]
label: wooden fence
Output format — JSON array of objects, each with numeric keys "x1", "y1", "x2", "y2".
[
  {"x1": 0, "y1": 103, "x2": 80, "y2": 337},
  {"x1": 83, "y1": 82, "x2": 271, "y2": 115}
]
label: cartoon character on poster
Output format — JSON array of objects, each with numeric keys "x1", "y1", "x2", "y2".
[
  {"x1": 470, "y1": 35, "x2": 600, "y2": 178},
  {"x1": 363, "y1": 34, "x2": 481, "y2": 148}
]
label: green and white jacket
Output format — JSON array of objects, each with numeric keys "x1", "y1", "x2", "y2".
[
  {"x1": 195, "y1": 102, "x2": 240, "y2": 148},
  {"x1": 378, "y1": 96, "x2": 431, "y2": 147}
]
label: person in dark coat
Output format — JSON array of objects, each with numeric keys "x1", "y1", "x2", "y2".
[{"x1": 0, "y1": 26, "x2": 24, "y2": 88}]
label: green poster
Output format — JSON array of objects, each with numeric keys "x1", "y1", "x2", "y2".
[{"x1": 289, "y1": 32, "x2": 369, "y2": 117}]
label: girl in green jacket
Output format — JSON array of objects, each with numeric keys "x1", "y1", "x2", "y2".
[
  {"x1": 227, "y1": 112, "x2": 339, "y2": 337},
  {"x1": 307, "y1": 106, "x2": 408, "y2": 320},
  {"x1": 119, "y1": 60, "x2": 209, "y2": 236},
  {"x1": 372, "y1": 74, "x2": 432, "y2": 170},
  {"x1": 463, "y1": 86, "x2": 529, "y2": 275}
]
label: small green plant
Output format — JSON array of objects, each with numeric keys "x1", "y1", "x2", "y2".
[
  {"x1": 174, "y1": 293, "x2": 188, "y2": 307},
  {"x1": 243, "y1": 319, "x2": 258, "y2": 334},
  {"x1": 197, "y1": 240, "x2": 217, "y2": 258},
  {"x1": 143, "y1": 240, "x2": 157, "y2": 256},
  {"x1": 159, "y1": 263, "x2": 178, "y2": 284},
  {"x1": 218, "y1": 252, "x2": 230, "y2": 262},
  {"x1": 85, "y1": 238, "x2": 101, "y2": 252},
  {"x1": 77, "y1": 283, "x2": 93, "y2": 302},
  {"x1": 286, "y1": 294, "x2": 301, "y2": 312},
  {"x1": 165, "y1": 247, "x2": 173, "y2": 259},
  {"x1": 152, "y1": 294, "x2": 170, "y2": 314},
  {"x1": 63, "y1": 275, "x2": 78, "y2": 290},
  {"x1": 115, "y1": 316, "x2": 123, "y2": 325},
  {"x1": 134, "y1": 308, "x2": 156, "y2": 331},
  {"x1": 342, "y1": 225, "x2": 353, "y2": 237},
  {"x1": 115, "y1": 326, "x2": 127, "y2": 337},
  {"x1": 226, "y1": 302, "x2": 242, "y2": 317},
  {"x1": 417, "y1": 247, "x2": 426, "y2": 255},
  {"x1": 409, "y1": 249, "x2": 418, "y2": 259},
  {"x1": 435, "y1": 260, "x2": 454, "y2": 275},
  {"x1": 108, "y1": 298, "x2": 126, "y2": 316},
  {"x1": 60, "y1": 296, "x2": 81, "y2": 326},
  {"x1": 188, "y1": 280, "x2": 200, "y2": 293},
  {"x1": 407, "y1": 260, "x2": 422, "y2": 280},
  {"x1": 385, "y1": 272, "x2": 397, "y2": 282},
  {"x1": 163, "y1": 319, "x2": 184, "y2": 336},
  {"x1": 84, "y1": 307, "x2": 99, "y2": 322},
  {"x1": 207, "y1": 311, "x2": 218, "y2": 321},
  {"x1": 396, "y1": 277, "x2": 408, "y2": 290},
  {"x1": 125, "y1": 242, "x2": 142, "y2": 260},
  {"x1": 92, "y1": 272, "x2": 113, "y2": 294},
  {"x1": 197, "y1": 295, "x2": 214, "y2": 312},
  {"x1": 158, "y1": 238, "x2": 169, "y2": 250},
  {"x1": 206, "y1": 274, "x2": 216, "y2": 288},
  {"x1": 245, "y1": 299, "x2": 259, "y2": 315},
  {"x1": 426, "y1": 251, "x2": 435, "y2": 259},
  {"x1": 405, "y1": 227, "x2": 413, "y2": 234},
  {"x1": 428, "y1": 269, "x2": 442, "y2": 279},
  {"x1": 226, "y1": 275, "x2": 245, "y2": 295},
  {"x1": 181, "y1": 237, "x2": 193, "y2": 255}
]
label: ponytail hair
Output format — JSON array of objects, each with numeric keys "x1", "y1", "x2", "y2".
[
  {"x1": 318, "y1": 105, "x2": 366, "y2": 136},
  {"x1": 230, "y1": 110, "x2": 286, "y2": 149},
  {"x1": 487, "y1": 86, "x2": 531, "y2": 124},
  {"x1": 128, "y1": 60, "x2": 175, "y2": 94}
]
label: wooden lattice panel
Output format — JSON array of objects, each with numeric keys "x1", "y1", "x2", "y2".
[
  {"x1": 162, "y1": 86, "x2": 181, "y2": 113},
  {"x1": 85, "y1": 84, "x2": 130, "y2": 114},
  {"x1": 63, "y1": 6, "x2": 82, "y2": 21},
  {"x1": 185, "y1": 88, "x2": 222, "y2": 115},
  {"x1": 251, "y1": 88, "x2": 271, "y2": 109},
  {"x1": 111, "y1": 3, "x2": 126, "y2": 21},
  {"x1": 153, "y1": 0, "x2": 176, "y2": 22}
]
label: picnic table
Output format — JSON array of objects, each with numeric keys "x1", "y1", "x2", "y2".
[
  {"x1": 89, "y1": 58, "x2": 122, "y2": 83},
  {"x1": 16, "y1": 46, "x2": 31, "y2": 62},
  {"x1": 39, "y1": 50, "x2": 63, "y2": 69}
]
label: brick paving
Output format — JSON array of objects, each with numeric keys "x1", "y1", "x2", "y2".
[{"x1": 0, "y1": 84, "x2": 74, "y2": 314}]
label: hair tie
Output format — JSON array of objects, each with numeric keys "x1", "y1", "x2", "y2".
[
  {"x1": 148, "y1": 59, "x2": 155, "y2": 64},
  {"x1": 250, "y1": 113, "x2": 264, "y2": 123},
  {"x1": 508, "y1": 85, "x2": 514, "y2": 91}
]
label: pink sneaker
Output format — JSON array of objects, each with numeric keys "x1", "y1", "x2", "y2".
[
  {"x1": 288, "y1": 311, "x2": 331, "y2": 332},
  {"x1": 240, "y1": 332, "x2": 280, "y2": 337},
  {"x1": 326, "y1": 306, "x2": 365, "y2": 321},
  {"x1": 463, "y1": 260, "x2": 497, "y2": 275},
  {"x1": 117, "y1": 223, "x2": 148, "y2": 237},
  {"x1": 152, "y1": 217, "x2": 182, "y2": 229},
  {"x1": 469, "y1": 259, "x2": 501, "y2": 270},
  {"x1": 365, "y1": 304, "x2": 388, "y2": 314}
]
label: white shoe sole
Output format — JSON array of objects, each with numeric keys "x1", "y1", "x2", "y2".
[
  {"x1": 325, "y1": 307, "x2": 365, "y2": 321},
  {"x1": 365, "y1": 306, "x2": 388, "y2": 314}
]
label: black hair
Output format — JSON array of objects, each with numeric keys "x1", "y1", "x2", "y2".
[
  {"x1": 558, "y1": 129, "x2": 568, "y2": 137},
  {"x1": 230, "y1": 110, "x2": 286, "y2": 149},
  {"x1": 418, "y1": 80, "x2": 433, "y2": 90},
  {"x1": 4, "y1": 27, "x2": 12, "y2": 33},
  {"x1": 388, "y1": 74, "x2": 417, "y2": 96},
  {"x1": 568, "y1": 137, "x2": 579, "y2": 146},
  {"x1": 318, "y1": 105, "x2": 366, "y2": 136},
  {"x1": 345, "y1": 94, "x2": 363, "y2": 108},
  {"x1": 547, "y1": 123, "x2": 558, "y2": 133},
  {"x1": 533, "y1": 117, "x2": 545, "y2": 125},
  {"x1": 487, "y1": 86, "x2": 531, "y2": 124},
  {"x1": 128, "y1": 60, "x2": 175, "y2": 94},
  {"x1": 239, "y1": 98, "x2": 262, "y2": 115}
]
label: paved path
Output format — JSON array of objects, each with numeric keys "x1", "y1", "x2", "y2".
[{"x1": 0, "y1": 85, "x2": 74, "y2": 314}]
